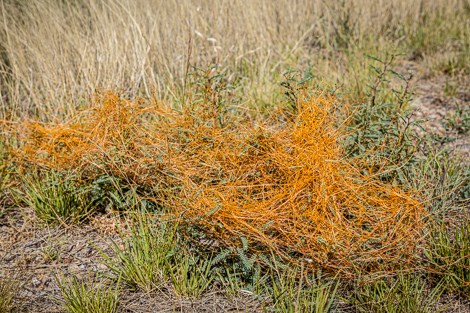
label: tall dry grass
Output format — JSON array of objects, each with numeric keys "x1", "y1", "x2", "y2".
[{"x1": 0, "y1": 0, "x2": 467, "y2": 118}]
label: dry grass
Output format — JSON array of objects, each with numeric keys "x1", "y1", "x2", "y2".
[
  {"x1": 0, "y1": 0, "x2": 468, "y2": 117},
  {"x1": 11, "y1": 90, "x2": 426, "y2": 277}
]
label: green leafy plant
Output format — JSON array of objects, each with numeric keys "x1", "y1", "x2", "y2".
[
  {"x1": 188, "y1": 66, "x2": 239, "y2": 128},
  {"x1": 344, "y1": 54, "x2": 420, "y2": 184},
  {"x1": 216, "y1": 263, "x2": 269, "y2": 300},
  {"x1": 425, "y1": 220, "x2": 470, "y2": 298},
  {"x1": 20, "y1": 171, "x2": 92, "y2": 224},
  {"x1": 56, "y1": 276, "x2": 120, "y2": 313},
  {"x1": 86, "y1": 175, "x2": 160, "y2": 213},
  {"x1": 211, "y1": 237, "x2": 272, "y2": 298},
  {"x1": 349, "y1": 274, "x2": 444, "y2": 313}
]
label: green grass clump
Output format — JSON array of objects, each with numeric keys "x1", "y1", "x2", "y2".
[
  {"x1": 407, "y1": 151, "x2": 469, "y2": 216},
  {"x1": 426, "y1": 220, "x2": 470, "y2": 298},
  {"x1": 0, "y1": 276, "x2": 21, "y2": 313},
  {"x1": 99, "y1": 215, "x2": 217, "y2": 298},
  {"x1": 268, "y1": 267, "x2": 338, "y2": 313},
  {"x1": 57, "y1": 276, "x2": 120, "y2": 313},
  {"x1": 40, "y1": 238, "x2": 63, "y2": 263},
  {"x1": 349, "y1": 274, "x2": 444, "y2": 313},
  {"x1": 98, "y1": 215, "x2": 178, "y2": 293},
  {"x1": 20, "y1": 171, "x2": 91, "y2": 224},
  {"x1": 445, "y1": 106, "x2": 470, "y2": 135},
  {"x1": 169, "y1": 254, "x2": 214, "y2": 298}
]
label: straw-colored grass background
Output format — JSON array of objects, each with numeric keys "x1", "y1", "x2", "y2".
[{"x1": 1, "y1": 0, "x2": 468, "y2": 117}]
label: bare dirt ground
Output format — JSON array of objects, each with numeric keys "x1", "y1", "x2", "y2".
[
  {"x1": 1, "y1": 73, "x2": 469, "y2": 313},
  {"x1": 411, "y1": 73, "x2": 470, "y2": 159},
  {"x1": 0, "y1": 209, "x2": 263, "y2": 313}
]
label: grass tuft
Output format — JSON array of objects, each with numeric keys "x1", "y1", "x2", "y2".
[
  {"x1": 425, "y1": 220, "x2": 470, "y2": 298},
  {"x1": 0, "y1": 276, "x2": 21, "y2": 313},
  {"x1": 98, "y1": 215, "x2": 178, "y2": 293},
  {"x1": 349, "y1": 273, "x2": 445, "y2": 313},
  {"x1": 98, "y1": 215, "x2": 218, "y2": 298},
  {"x1": 19, "y1": 171, "x2": 91, "y2": 225},
  {"x1": 56, "y1": 276, "x2": 120, "y2": 313},
  {"x1": 268, "y1": 267, "x2": 338, "y2": 313},
  {"x1": 169, "y1": 254, "x2": 214, "y2": 298}
]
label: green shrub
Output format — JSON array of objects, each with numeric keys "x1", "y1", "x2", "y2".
[{"x1": 343, "y1": 54, "x2": 421, "y2": 185}]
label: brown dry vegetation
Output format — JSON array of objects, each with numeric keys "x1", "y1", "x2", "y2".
[{"x1": 12, "y1": 90, "x2": 425, "y2": 277}]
